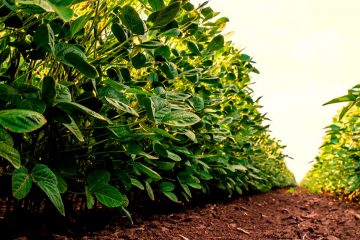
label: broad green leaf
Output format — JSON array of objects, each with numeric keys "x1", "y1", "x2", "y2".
[
  {"x1": 151, "y1": 2, "x2": 181, "y2": 29},
  {"x1": 137, "y1": 40, "x2": 163, "y2": 49},
  {"x1": 0, "y1": 142, "x2": 20, "y2": 169},
  {"x1": 160, "y1": 181, "x2": 175, "y2": 192},
  {"x1": 56, "y1": 101, "x2": 110, "y2": 123},
  {"x1": 148, "y1": 0, "x2": 165, "y2": 11},
  {"x1": 94, "y1": 185, "x2": 123, "y2": 208},
  {"x1": 12, "y1": 166, "x2": 32, "y2": 199},
  {"x1": 166, "y1": 150, "x2": 181, "y2": 161},
  {"x1": 0, "y1": 109, "x2": 47, "y2": 133},
  {"x1": 87, "y1": 170, "x2": 111, "y2": 191},
  {"x1": 54, "y1": 83, "x2": 72, "y2": 103},
  {"x1": 188, "y1": 96, "x2": 204, "y2": 111},
  {"x1": 153, "y1": 141, "x2": 168, "y2": 157},
  {"x1": 64, "y1": 52, "x2": 98, "y2": 78},
  {"x1": 159, "y1": 28, "x2": 181, "y2": 37},
  {"x1": 151, "y1": 127, "x2": 178, "y2": 141},
  {"x1": 130, "y1": 178, "x2": 144, "y2": 190},
  {"x1": 70, "y1": 13, "x2": 91, "y2": 37},
  {"x1": 185, "y1": 177, "x2": 202, "y2": 189},
  {"x1": 17, "y1": 0, "x2": 74, "y2": 21},
  {"x1": 42, "y1": 76, "x2": 56, "y2": 106},
  {"x1": 143, "y1": 96, "x2": 171, "y2": 123},
  {"x1": 33, "y1": 24, "x2": 55, "y2": 53},
  {"x1": 207, "y1": 34, "x2": 224, "y2": 51},
  {"x1": 163, "y1": 191, "x2": 178, "y2": 202},
  {"x1": 200, "y1": 77, "x2": 219, "y2": 84},
  {"x1": 55, "y1": 174, "x2": 68, "y2": 194},
  {"x1": 105, "y1": 97, "x2": 139, "y2": 117},
  {"x1": 323, "y1": 94, "x2": 356, "y2": 105},
  {"x1": 126, "y1": 88, "x2": 155, "y2": 96},
  {"x1": 134, "y1": 162, "x2": 162, "y2": 180},
  {"x1": 131, "y1": 52, "x2": 147, "y2": 69},
  {"x1": 162, "y1": 110, "x2": 201, "y2": 126},
  {"x1": 180, "y1": 182, "x2": 192, "y2": 197},
  {"x1": 156, "y1": 161, "x2": 175, "y2": 170},
  {"x1": 31, "y1": 164, "x2": 65, "y2": 216},
  {"x1": 17, "y1": 99, "x2": 46, "y2": 114},
  {"x1": 160, "y1": 62, "x2": 178, "y2": 79},
  {"x1": 154, "y1": 45, "x2": 171, "y2": 60},
  {"x1": 121, "y1": 5, "x2": 146, "y2": 35},
  {"x1": 62, "y1": 115, "x2": 84, "y2": 142},
  {"x1": 145, "y1": 180, "x2": 155, "y2": 200},
  {"x1": 0, "y1": 128, "x2": 13, "y2": 146},
  {"x1": 187, "y1": 41, "x2": 201, "y2": 56},
  {"x1": 111, "y1": 23, "x2": 128, "y2": 43},
  {"x1": 0, "y1": 84, "x2": 18, "y2": 102}
]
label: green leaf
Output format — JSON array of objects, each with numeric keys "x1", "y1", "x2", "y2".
[
  {"x1": 62, "y1": 115, "x2": 84, "y2": 142},
  {"x1": 151, "y1": 127, "x2": 178, "y2": 141},
  {"x1": 31, "y1": 164, "x2": 65, "y2": 216},
  {"x1": 207, "y1": 34, "x2": 224, "y2": 51},
  {"x1": 0, "y1": 84, "x2": 18, "y2": 102},
  {"x1": 166, "y1": 150, "x2": 182, "y2": 161},
  {"x1": 134, "y1": 162, "x2": 162, "y2": 180},
  {"x1": 151, "y1": 2, "x2": 181, "y2": 29},
  {"x1": 138, "y1": 40, "x2": 163, "y2": 49},
  {"x1": 0, "y1": 128, "x2": 13, "y2": 146},
  {"x1": 131, "y1": 52, "x2": 147, "y2": 69},
  {"x1": 70, "y1": 13, "x2": 91, "y2": 37},
  {"x1": 94, "y1": 185, "x2": 123, "y2": 208},
  {"x1": 33, "y1": 24, "x2": 55, "y2": 52},
  {"x1": 323, "y1": 94, "x2": 356, "y2": 105},
  {"x1": 163, "y1": 191, "x2": 178, "y2": 202},
  {"x1": 17, "y1": 99, "x2": 46, "y2": 114},
  {"x1": 64, "y1": 52, "x2": 98, "y2": 78},
  {"x1": 12, "y1": 166, "x2": 32, "y2": 199},
  {"x1": 87, "y1": 170, "x2": 111, "y2": 191},
  {"x1": 162, "y1": 110, "x2": 201, "y2": 126},
  {"x1": 130, "y1": 178, "x2": 144, "y2": 190},
  {"x1": 119, "y1": 206, "x2": 133, "y2": 224},
  {"x1": 156, "y1": 161, "x2": 175, "y2": 170},
  {"x1": 148, "y1": 0, "x2": 165, "y2": 11},
  {"x1": 145, "y1": 180, "x2": 155, "y2": 200},
  {"x1": 85, "y1": 186, "x2": 95, "y2": 209},
  {"x1": 187, "y1": 41, "x2": 201, "y2": 56},
  {"x1": 0, "y1": 141, "x2": 20, "y2": 169},
  {"x1": 143, "y1": 96, "x2": 171, "y2": 123},
  {"x1": 160, "y1": 62, "x2": 178, "y2": 79},
  {"x1": 105, "y1": 97, "x2": 139, "y2": 117},
  {"x1": 56, "y1": 101, "x2": 110, "y2": 123},
  {"x1": 54, "y1": 83, "x2": 72, "y2": 103},
  {"x1": 111, "y1": 23, "x2": 128, "y2": 43},
  {"x1": 188, "y1": 96, "x2": 204, "y2": 111},
  {"x1": 42, "y1": 76, "x2": 56, "y2": 106},
  {"x1": 154, "y1": 45, "x2": 171, "y2": 60},
  {"x1": 55, "y1": 174, "x2": 68, "y2": 194},
  {"x1": 0, "y1": 109, "x2": 47, "y2": 133},
  {"x1": 121, "y1": 5, "x2": 146, "y2": 35},
  {"x1": 160, "y1": 181, "x2": 175, "y2": 192}
]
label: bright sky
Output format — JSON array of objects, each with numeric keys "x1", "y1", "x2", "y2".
[{"x1": 191, "y1": 0, "x2": 360, "y2": 182}]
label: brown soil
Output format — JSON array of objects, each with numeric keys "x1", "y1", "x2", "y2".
[{"x1": 8, "y1": 188, "x2": 360, "y2": 240}]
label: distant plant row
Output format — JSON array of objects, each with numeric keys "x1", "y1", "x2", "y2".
[{"x1": 303, "y1": 84, "x2": 360, "y2": 200}]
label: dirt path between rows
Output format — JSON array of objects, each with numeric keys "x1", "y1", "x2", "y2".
[{"x1": 8, "y1": 188, "x2": 360, "y2": 240}]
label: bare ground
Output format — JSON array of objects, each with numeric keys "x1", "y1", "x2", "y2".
[{"x1": 7, "y1": 188, "x2": 360, "y2": 240}]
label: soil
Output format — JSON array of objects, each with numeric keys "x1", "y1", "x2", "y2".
[{"x1": 5, "y1": 188, "x2": 360, "y2": 240}]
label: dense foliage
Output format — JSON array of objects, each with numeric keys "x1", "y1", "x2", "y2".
[
  {"x1": 0, "y1": 0, "x2": 295, "y2": 217},
  {"x1": 303, "y1": 84, "x2": 360, "y2": 200}
]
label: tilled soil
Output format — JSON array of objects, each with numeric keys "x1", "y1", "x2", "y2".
[{"x1": 9, "y1": 188, "x2": 360, "y2": 240}]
